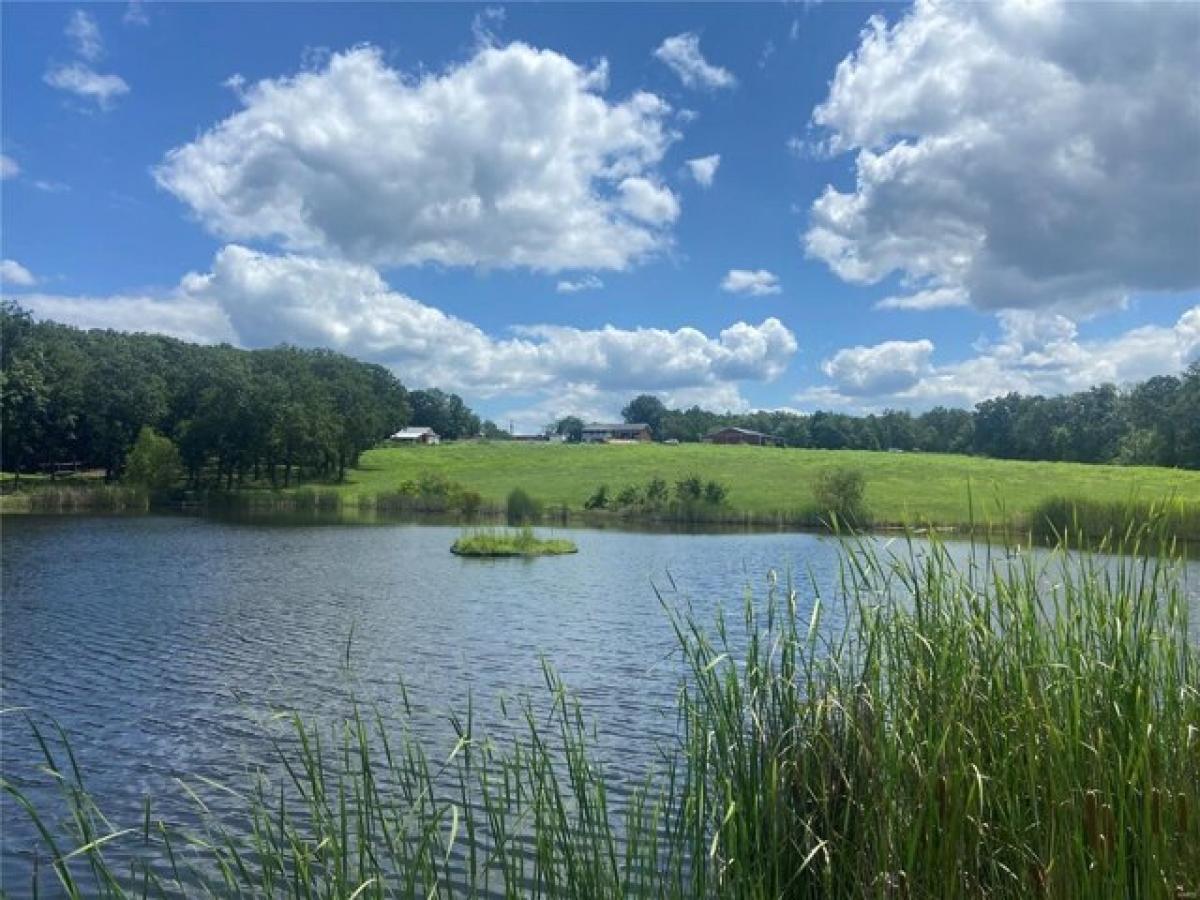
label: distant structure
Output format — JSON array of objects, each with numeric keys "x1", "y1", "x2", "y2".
[
  {"x1": 581, "y1": 422, "x2": 652, "y2": 443},
  {"x1": 702, "y1": 426, "x2": 784, "y2": 447},
  {"x1": 388, "y1": 426, "x2": 441, "y2": 445},
  {"x1": 509, "y1": 433, "x2": 547, "y2": 442}
]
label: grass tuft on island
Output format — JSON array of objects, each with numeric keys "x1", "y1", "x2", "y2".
[{"x1": 450, "y1": 526, "x2": 577, "y2": 557}]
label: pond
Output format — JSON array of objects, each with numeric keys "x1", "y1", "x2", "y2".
[{"x1": 2, "y1": 514, "x2": 1197, "y2": 893}]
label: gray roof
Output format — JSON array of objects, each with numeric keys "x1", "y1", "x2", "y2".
[
  {"x1": 706, "y1": 426, "x2": 777, "y2": 438},
  {"x1": 582, "y1": 422, "x2": 650, "y2": 431},
  {"x1": 391, "y1": 426, "x2": 437, "y2": 437}
]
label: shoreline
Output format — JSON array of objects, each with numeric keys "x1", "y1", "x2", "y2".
[{"x1": 4, "y1": 496, "x2": 1197, "y2": 559}]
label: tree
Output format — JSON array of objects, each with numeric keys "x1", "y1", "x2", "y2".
[
  {"x1": 621, "y1": 394, "x2": 667, "y2": 438},
  {"x1": 80, "y1": 337, "x2": 169, "y2": 478},
  {"x1": 480, "y1": 420, "x2": 510, "y2": 440},
  {"x1": 813, "y1": 468, "x2": 868, "y2": 526},
  {"x1": 124, "y1": 427, "x2": 182, "y2": 490},
  {"x1": 555, "y1": 416, "x2": 585, "y2": 443},
  {"x1": 1124, "y1": 375, "x2": 1180, "y2": 466},
  {"x1": 0, "y1": 354, "x2": 48, "y2": 476},
  {"x1": 808, "y1": 412, "x2": 849, "y2": 450},
  {"x1": 972, "y1": 393, "x2": 1023, "y2": 458},
  {"x1": 409, "y1": 388, "x2": 480, "y2": 439},
  {"x1": 1173, "y1": 363, "x2": 1200, "y2": 469},
  {"x1": 917, "y1": 407, "x2": 973, "y2": 453}
]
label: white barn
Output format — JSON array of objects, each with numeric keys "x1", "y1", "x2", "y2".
[{"x1": 389, "y1": 426, "x2": 440, "y2": 445}]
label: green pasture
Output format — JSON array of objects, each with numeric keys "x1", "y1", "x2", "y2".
[{"x1": 336, "y1": 442, "x2": 1200, "y2": 527}]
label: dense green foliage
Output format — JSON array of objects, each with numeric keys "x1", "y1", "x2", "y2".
[
  {"x1": 407, "y1": 387, "x2": 481, "y2": 440},
  {"x1": 7, "y1": 533, "x2": 1197, "y2": 896},
  {"x1": 602, "y1": 369, "x2": 1200, "y2": 467},
  {"x1": 583, "y1": 474, "x2": 733, "y2": 521},
  {"x1": 812, "y1": 466, "x2": 869, "y2": 525},
  {"x1": 369, "y1": 470, "x2": 484, "y2": 515},
  {"x1": 122, "y1": 427, "x2": 182, "y2": 490},
  {"x1": 1, "y1": 302, "x2": 412, "y2": 485},
  {"x1": 554, "y1": 415, "x2": 585, "y2": 443}
]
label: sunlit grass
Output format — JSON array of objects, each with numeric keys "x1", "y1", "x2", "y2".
[
  {"x1": 332, "y1": 442, "x2": 1200, "y2": 531},
  {"x1": 4, "y1": 525, "x2": 1198, "y2": 897}
]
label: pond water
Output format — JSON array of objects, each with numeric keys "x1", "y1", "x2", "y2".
[{"x1": 2, "y1": 514, "x2": 1197, "y2": 893}]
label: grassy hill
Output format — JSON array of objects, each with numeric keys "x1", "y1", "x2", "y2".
[{"x1": 334, "y1": 442, "x2": 1200, "y2": 528}]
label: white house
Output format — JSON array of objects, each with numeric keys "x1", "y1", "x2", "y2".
[{"x1": 389, "y1": 426, "x2": 440, "y2": 445}]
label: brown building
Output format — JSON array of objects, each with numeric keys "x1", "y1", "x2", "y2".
[{"x1": 702, "y1": 426, "x2": 784, "y2": 447}]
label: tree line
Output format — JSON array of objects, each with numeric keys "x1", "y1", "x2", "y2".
[
  {"x1": 552, "y1": 367, "x2": 1200, "y2": 468},
  {"x1": 1, "y1": 302, "x2": 461, "y2": 486},
  {"x1": 5, "y1": 303, "x2": 1198, "y2": 479}
]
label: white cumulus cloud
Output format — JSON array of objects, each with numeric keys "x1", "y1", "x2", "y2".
[
  {"x1": 721, "y1": 269, "x2": 781, "y2": 296},
  {"x1": 22, "y1": 246, "x2": 798, "y2": 403},
  {"x1": 155, "y1": 44, "x2": 682, "y2": 272},
  {"x1": 17, "y1": 292, "x2": 236, "y2": 346},
  {"x1": 123, "y1": 0, "x2": 149, "y2": 26},
  {"x1": 653, "y1": 33, "x2": 736, "y2": 90},
  {"x1": 685, "y1": 154, "x2": 720, "y2": 187},
  {"x1": 875, "y1": 287, "x2": 968, "y2": 312},
  {"x1": 617, "y1": 176, "x2": 680, "y2": 225},
  {"x1": 821, "y1": 339, "x2": 935, "y2": 396},
  {"x1": 556, "y1": 275, "x2": 604, "y2": 294},
  {"x1": 0, "y1": 154, "x2": 18, "y2": 179},
  {"x1": 45, "y1": 62, "x2": 130, "y2": 109},
  {"x1": 1, "y1": 260, "x2": 38, "y2": 287},
  {"x1": 799, "y1": 306, "x2": 1200, "y2": 411},
  {"x1": 805, "y1": 0, "x2": 1200, "y2": 315},
  {"x1": 65, "y1": 10, "x2": 104, "y2": 60}
]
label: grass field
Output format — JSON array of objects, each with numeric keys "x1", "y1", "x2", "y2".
[{"x1": 334, "y1": 442, "x2": 1200, "y2": 529}]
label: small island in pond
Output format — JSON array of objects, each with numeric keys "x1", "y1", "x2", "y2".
[{"x1": 451, "y1": 527, "x2": 578, "y2": 558}]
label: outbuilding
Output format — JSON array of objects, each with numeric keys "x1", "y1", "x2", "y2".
[
  {"x1": 388, "y1": 426, "x2": 441, "y2": 445},
  {"x1": 580, "y1": 423, "x2": 652, "y2": 443},
  {"x1": 702, "y1": 426, "x2": 784, "y2": 447}
]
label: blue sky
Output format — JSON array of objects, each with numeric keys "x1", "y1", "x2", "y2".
[{"x1": 2, "y1": 1, "x2": 1198, "y2": 429}]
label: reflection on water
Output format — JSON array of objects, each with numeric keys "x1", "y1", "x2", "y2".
[{"x1": 1, "y1": 514, "x2": 1195, "y2": 893}]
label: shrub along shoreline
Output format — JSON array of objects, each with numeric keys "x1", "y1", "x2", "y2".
[
  {"x1": 6, "y1": 467, "x2": 1200, "y2": 549},
  {"x1": 5, "y1": 528, "x2": 1197, "y2": 897}
]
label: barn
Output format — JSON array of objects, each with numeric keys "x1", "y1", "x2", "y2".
[
  {"x1": 388, "y1": 426, "x2": 441, "y2": 445},
  {"x1": 702, "y1": 426, "x2": 784, "y2": 447},
  {"x1": 580, "y1": 423, "x2": 652, "y2": 443}
]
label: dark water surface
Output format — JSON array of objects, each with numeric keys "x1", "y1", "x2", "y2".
[
  {"x1": 2, "y1": 515, "x2": 1196, "y2": 894},
  {"x1": 1, "y1": 515, "x2": 854, "y2": 892}
]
